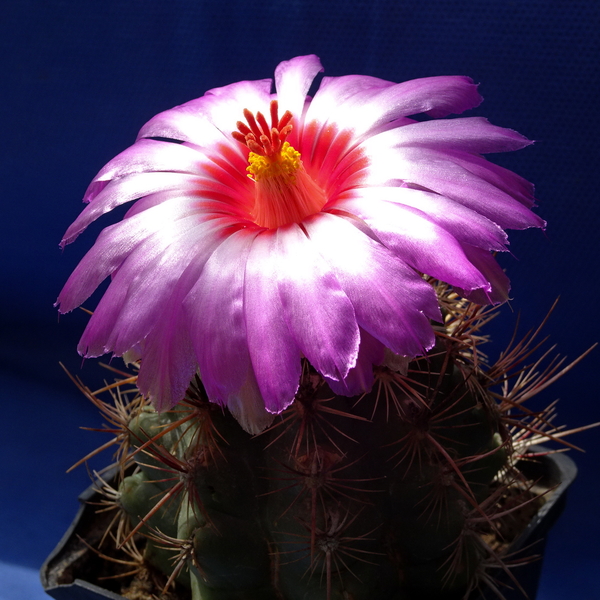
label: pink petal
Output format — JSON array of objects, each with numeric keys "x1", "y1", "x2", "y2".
[
  {"x1": 135, "y1": 96, "x2": 217, "y2": 143},
  {"x1": 339, "y1": 186, "x2": 509, "y2": 252},
  {"x1": 367, "y1": 146, "x2": 544, "y2": 230},
  {"x1": 334, "y1": 197, "x2": 492, "y2": 293},
  {"x1": 76, "y1": 275, "x2": 128, "y2": 358},
  {"x1": 105, "y1": 218, "x2": 233, "y2": 355},
  {"x1": 75, "y1": 216, "x2": 234, "y2": 358},
  {"x1": 399, "y1": 76, "x2": 483, "y2": 118},
  {"x1": 304, "y1": 213, "x2": 439, "y2": 357},
  {"x1": 80, "y1": 137, "x2": 253, "y2": 224},
  {"x1": 441, "y1": 149, "x2": 538, "y2": 209},
  {"x1": 244, "y1": 230, "x2": 302, "y2": 414},
  {"x1": 136, "y1": 311, "x2": 197, "y2": 413},
  {"x1": 186, "y1": 228, "x2": 259, "y2": 403},
  {"x1": 137, "y1": 78, "x2": 272, "y2": 145},
  {"x1": 203, "y1": 79, "x2": 272, "y2": 135},
  {"x1": 121, "y1": 189, "x2": 196, "y2": 220},
  {"x1": 274, "y1": 223, "x2": 360, "y2": 382},
  {"x1": 309, "y1": 75, "x2": 482, "y2": 141},
  {"x1": 85, "y1": 139, "x2": 206, "y2": 190},
  {"x1": 298, "y1": 75, "x2": 396, "y2": 161},
  {"x1": 274, "y1": 54, "x2": 324, "y2": 125},
  {"x1": 64, "y1": 174, "x2": 203, "y2": 245},
  {"x1": 366, "y1": 117, "x2": 532, "y2": 155},
  {"x1": 455, "y1": 245, "x2": 511, "y2": 305},
  {"x1": 225, "y1": 368, "x2": 276, "y2": 434},
  {"x1": 57, "y1": 196, "x2": 208, "y2": 311},
  {"x1": 306, "y1": 74, "x2": 396, "y2": 126},
  {"x1": 138, "y1": 232, "x2": 242, "y2": 412},
  {"x1": 63, "y1": 170, "x2": 247, "y2": 246},
  {"x1": 325, "y1": 330, "x2": 386, "y2": 397}
]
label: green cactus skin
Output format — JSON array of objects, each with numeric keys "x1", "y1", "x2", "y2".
[
  {"x1": 72, "y1": 292, "x2": 587, "y2": 600},
  {"x1": 116, "y1": 321, "x2": 516, "y2": 600}
]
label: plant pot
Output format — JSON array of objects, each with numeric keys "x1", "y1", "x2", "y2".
[
  {"x1": 40, "y1": 447, "x2": 577, "y2": 600},
  {"x1": 477, "y1": 448, "x2": 577, "y2": 600}
]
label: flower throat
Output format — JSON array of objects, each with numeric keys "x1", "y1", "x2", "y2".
[{"x1": 233, "y1": 100, "x2": 327, "y2": 229}]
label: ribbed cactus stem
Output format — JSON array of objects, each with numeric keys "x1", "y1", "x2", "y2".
[
  {"x1": 72, "y1": 293, "x2": 586, "y2": 600},
  {"x1": 116, "y1": 326, "x2": 512, "y2": 600}
]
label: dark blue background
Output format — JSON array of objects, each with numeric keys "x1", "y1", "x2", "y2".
[{"x1": 1, "y1": 1, "x2": 599, "y2": 598}]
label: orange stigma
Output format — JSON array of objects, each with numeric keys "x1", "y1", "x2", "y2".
[{"x1": 233, "y1": 100, "x2": 327, "y2": 229}]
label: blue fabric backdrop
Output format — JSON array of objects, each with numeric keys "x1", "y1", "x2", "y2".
[{"x1": 1, "y1": 1, "x2": 599, "y2": 598}]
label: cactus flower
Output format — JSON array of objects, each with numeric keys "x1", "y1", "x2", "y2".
[{"x1": 57, "y1": 55, "x2": 544, "y2": 433}]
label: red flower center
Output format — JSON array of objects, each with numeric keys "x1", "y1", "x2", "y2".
[{"x1": 233, "y1": 100, "x2": 327, "y2": 229}]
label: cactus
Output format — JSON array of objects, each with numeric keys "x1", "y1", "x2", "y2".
[
  {"x1": 55, "y1": 55, "x2": 592, "y2": 600},
  {"x1": 69, "y1": 286, "x2": 590, "y2": 600}
]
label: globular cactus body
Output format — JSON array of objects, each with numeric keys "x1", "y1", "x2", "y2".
[{"x1": 115, "y1": 304, "x2": 525, "y2": 600}]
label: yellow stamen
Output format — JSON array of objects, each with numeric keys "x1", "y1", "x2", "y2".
[{"x1": 247, "y1": 142, "x2": 301, "y2": 182}]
